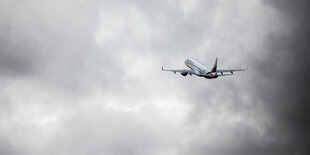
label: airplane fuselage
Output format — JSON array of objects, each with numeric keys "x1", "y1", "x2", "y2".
[{"x1": 185, "y1": 58, "x2": 218, "y2": 79}]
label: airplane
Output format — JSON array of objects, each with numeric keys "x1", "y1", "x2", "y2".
[{"x1": 162, "y1": 58, "x2": 246, "y2": 79}]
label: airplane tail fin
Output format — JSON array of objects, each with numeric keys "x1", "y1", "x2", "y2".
[{"x1": 212, "y1": 57, "x2": 218, "y2": 72}]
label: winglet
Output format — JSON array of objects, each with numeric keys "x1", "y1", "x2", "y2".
[{"x1": 162, "y1": 66, "x2": 164, "y2": 70}]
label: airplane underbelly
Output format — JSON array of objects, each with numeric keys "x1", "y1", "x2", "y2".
[{"x1": 204, "y1": 73, "x2": 218, "y2": 79}]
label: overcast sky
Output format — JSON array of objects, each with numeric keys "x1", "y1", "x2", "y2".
[{"x1": 1, "y1": 0, "x2": 309, "y2": 155}]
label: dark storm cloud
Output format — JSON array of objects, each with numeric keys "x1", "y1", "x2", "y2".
[{"x1": 255, "y1": 0, "x2": 310, "y2": 154}]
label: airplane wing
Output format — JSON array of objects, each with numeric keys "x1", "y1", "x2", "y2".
[
  {"x1": 161, "y1": 66, "x2": 196, "y2": 74},
  {"x1": 216, "y1": 69, "x2": 246, "y2": 73},
  {"x1": 216, "y1": 74, "x2": 235, "y2": 77},
  {"x1": 211, "y1": 58, "x2": 247, "y2": 74}
]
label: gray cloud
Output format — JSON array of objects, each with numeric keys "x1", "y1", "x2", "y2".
[
  {"x1": 254, "y1": 0, "x2": 310, "y2": 154},
  {"x1": 0, "y1": 0, "x2": 309, "y2": 155}
]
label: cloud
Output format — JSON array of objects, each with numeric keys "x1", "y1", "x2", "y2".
[
  {"x1": 253, "y1": 0, "x2": 310, "y2": 154},
  {"x1": 0, "y1": 0, "x2": 309, "y2": 154}
]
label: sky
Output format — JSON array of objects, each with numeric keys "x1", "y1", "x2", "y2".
[{"x1": 0, "y1": 0, "x2": 309, "y2": 155}]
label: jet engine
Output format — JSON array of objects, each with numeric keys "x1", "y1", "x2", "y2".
[{"x1": 181, "y1": 72, "x2": 188, "y2": 76}]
